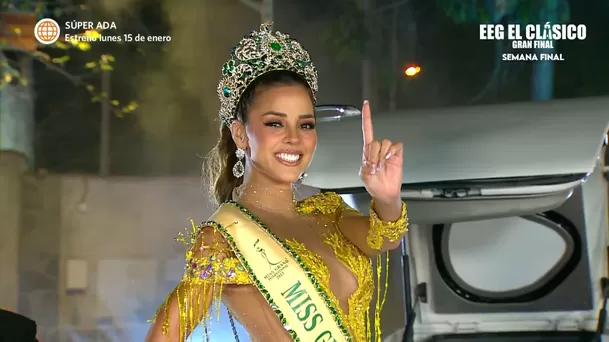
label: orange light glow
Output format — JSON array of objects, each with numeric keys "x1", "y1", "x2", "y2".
[{"x1": 404, "y1": 65, "x2": 421, "y2": 76}]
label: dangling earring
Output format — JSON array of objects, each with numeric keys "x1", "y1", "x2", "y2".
[
  {"x1": 298, "y1": 172, "x2": 308, "y2": 181},
  {"x1": 233, "y1": 147, "x2": 245, "y2": 178}
]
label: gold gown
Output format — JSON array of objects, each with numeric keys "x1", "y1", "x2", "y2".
[{"x1": 155, "y1": 192, "x2": 407, "y2": 341}]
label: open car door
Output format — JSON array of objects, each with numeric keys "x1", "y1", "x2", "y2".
[{"x1": 304, "y1": 97, "x2": 609, "y2": 342}]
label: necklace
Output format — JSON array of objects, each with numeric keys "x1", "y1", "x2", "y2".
[
  {"x1": 232, "y1": 183, "x2": 297, "y2": 216},
  {"x1": 232, "y1": 183, "x2": 328, "y2": 242}
]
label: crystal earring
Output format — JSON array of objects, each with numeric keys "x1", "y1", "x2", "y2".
[
  {"x1": 232, "y1": 147, "x2": 245, "y2": 178},
  {"x1": 298, "y1": 172, "x2": 308, "y2": 181}
]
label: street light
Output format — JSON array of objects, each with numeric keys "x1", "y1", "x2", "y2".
[{"x1": 404, "y1": 64, "x2": 421, "y2": 77}]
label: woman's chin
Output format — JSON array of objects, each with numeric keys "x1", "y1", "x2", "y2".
[
  {"x1": 284, "y1": 177, "x2": 302, "y2": 185},
  {"x1": 270, "y1": 173, "x2": 301, "y2": 185}
]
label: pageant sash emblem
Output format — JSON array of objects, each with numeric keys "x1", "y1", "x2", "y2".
[{"x1": 209, "y1": 203, "x2": 351, "y2": 342}]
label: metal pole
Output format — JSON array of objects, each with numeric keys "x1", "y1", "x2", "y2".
[
  {"x1": 362, "y1": 0, "x2": 372, "y2": 101},
  {"x1": 389, "y1": 6, "x2": 399, "y2": 111},
  {"x1": 99, "y1": 70, "x2": 110, "y2": 176}
]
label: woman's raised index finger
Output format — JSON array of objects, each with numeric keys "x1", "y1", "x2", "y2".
[{"x1": 362, "y1": 100, "x2": 373, "y2": 146}]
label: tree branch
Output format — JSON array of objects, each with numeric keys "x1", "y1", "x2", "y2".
[
  {"x1": 25, "y1": 50, "x2": 127, "y2": 117},
  {"x1": 29, "y1": 52, "x2": 82, "y2": 84}
]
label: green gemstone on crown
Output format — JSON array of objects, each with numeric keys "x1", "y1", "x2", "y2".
[
  {"x1": 222, "y1": 61, "x2": 234, "y2": 76},
  {"x1": 269, "y1": 42, "x2": 281, "y2": 51},
  {"x1": 218, "y1": 24, "x2": 319, "y2": 128}
]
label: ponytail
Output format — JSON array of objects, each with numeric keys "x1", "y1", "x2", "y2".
[{"x1": 203, "y1": 123, "x2": 243, "y2": 207}]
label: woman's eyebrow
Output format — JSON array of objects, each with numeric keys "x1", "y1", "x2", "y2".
[{"x1": 262, "y1": 111, "x2": 314, "y2": 119}]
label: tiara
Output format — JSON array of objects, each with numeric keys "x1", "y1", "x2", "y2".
[{"x1": 217, "y1": 22, "x2": 318, "y2": 126}]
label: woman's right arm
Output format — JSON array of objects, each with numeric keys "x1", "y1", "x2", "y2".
[{"x1": 145, "y1": 225, "x2": 249, "y2": 342}]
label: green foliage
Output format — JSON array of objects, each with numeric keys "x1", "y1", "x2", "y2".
[
  {"x1": 0, "y1": 28, "x2": 139, "y2": 116},
  {"x1": 1, "y1": 0, "x2": 44, "y2": 13},
  {"x1": 321, "y1": 12, "x2": 369, "y2": 62},
  {"x1": 436, "y1": 0, "x2": 492, "y2": 23},
  {"x1": 294, "y1": 0, "x2": 369, "y2": 62},
  {"x1": 538, "y1": 0, "x2": 570, "y2": 23},
  {"x1": 299, "y1": 0, "x2": 421, "y2": 100},
  {"x1": 437, "y1": 0, "x2": 570, "y2": 25},
  {"x1": 0, "y1": 1, "x2": 142, "y2": 117},
  {"x1": 507, "y1": 0, "x2": 570, "y2": 24},
  {"x1": 296, "y1": 0, "x2": 361, "y2": 20}
]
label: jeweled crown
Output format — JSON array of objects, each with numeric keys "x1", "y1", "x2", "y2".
[{"x1": 217, "y1": 22, "x2": 318, "y2": 126}]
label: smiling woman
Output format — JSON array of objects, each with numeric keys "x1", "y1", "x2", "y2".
[
  {"x1": 206, "y1": 69, "x2": 318, "y2": 203},
  {"x1": 146, "y1": 22, "x2": 409, "y2": 342}
]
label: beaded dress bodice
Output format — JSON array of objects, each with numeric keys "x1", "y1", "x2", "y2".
[
  {"x1": 156, "y1": 192, "x2": 383, "y2": 342},
  {"x1": 292, "y1": 192, "x2": 375, "y2": 341}
]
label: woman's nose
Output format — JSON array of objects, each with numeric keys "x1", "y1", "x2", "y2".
[{"x1": 284, "y1": 127, "x2": 301, "y2": 144}]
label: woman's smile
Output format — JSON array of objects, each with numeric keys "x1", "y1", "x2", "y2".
[{"x1": 275, "y1": 151, "x2": 303, "y2": 166}]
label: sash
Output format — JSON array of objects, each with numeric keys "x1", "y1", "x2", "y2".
[{"x1": 208, "y1": 202, "x2": 352, "y2": 342}]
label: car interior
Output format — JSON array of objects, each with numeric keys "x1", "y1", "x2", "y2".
[{"x1": 307, "y1": 98, "x2": 609, "y2": 342}]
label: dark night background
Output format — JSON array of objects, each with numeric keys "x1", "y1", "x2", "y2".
[
  {"x1": 0, "y1": 1, "x2": 607, "y2": 341},
  {"x1": 30, "y1": 0, "x2": 609, "y2": 176}
]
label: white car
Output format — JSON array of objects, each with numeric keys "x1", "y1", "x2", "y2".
[{"x1": 304, "y1": 97, "x2": 609, "y2": 342}]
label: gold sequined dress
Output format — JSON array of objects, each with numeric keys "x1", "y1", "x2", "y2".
[{"x1": 155, "y1": 192, "x2": 402, "y2": 342}]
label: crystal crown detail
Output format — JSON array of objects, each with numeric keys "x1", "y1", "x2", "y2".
[{"x1": 217, "y1": 22, "x2": 318, "y2": 126}]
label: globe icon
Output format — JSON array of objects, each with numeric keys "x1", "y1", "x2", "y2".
[{"x1": 34, "y1": 19, "x2": 60, "y2": 45}]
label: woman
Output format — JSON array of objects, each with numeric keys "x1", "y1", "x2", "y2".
[{"x1": 146, "y1": 22, "x2": 408, "y2": 342}]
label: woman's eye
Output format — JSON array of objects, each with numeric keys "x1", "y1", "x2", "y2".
[
  {"x1": 264, "y1": 121, "x2": 282, "y2": 128},
  {"x1": 301, "y1": 123, "x2": 316, "y2": 130}
]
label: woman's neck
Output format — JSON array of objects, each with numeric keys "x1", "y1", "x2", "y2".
[{"x1": 234, "y1": 177, "x2": 297, "y2": 217}]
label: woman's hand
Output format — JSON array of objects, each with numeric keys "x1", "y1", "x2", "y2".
[{"x1": 359, "y1": 101, "x2": 403, "y2": 204}]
